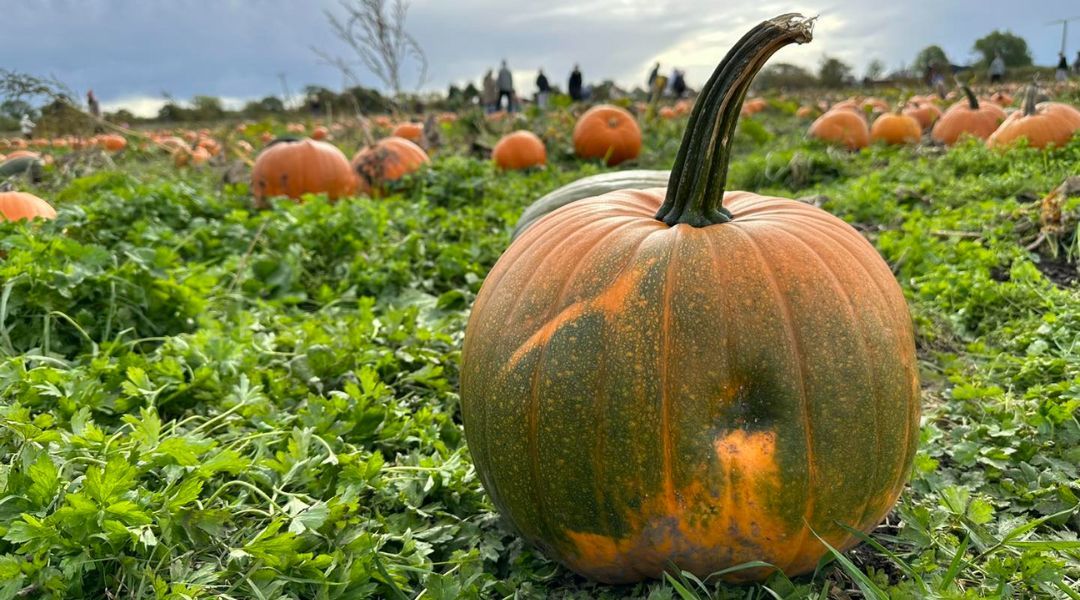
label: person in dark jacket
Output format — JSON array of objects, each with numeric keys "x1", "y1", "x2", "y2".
[
  {"x1": 568, "y1": 65, "x2": 583, "y2": 102},
  {"x1": 672, "y1": 70, "x2": 687, "y2": 98},
  {"x1": 497, "y1": 60, "x2": 515, "y2": 111},
  {"x1": 1057, "y1": 53, "x2": 1070, "y2": 82},
  {"x1": 535, "y1": 69, "x2": 551, "y2": 110}
]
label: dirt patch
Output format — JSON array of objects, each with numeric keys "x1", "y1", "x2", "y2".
[{"x1": 1034, "y1": 254, "x2": 1079, "y2": 287}]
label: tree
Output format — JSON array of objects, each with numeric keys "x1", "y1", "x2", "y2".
[
  {"x1": 864, "y1": 59, "x2": 886, "y2": 81},
  {"x1": 313, "y1": 0, "x2": 428, "y2": 98},
  {"x1": 973, "y1": 31, "x2": 1032, "y2": 67},
  {"x1": 243, "y1": 96, "x2": 286, "y2": 116},
  {"x1": 754, "y1": 63, "x2": 817, "y2": 90},
  {"x1": 818, "y1": 56, "x2": 852, "y2": 88},
  {"x1": 190, "y1": 96, "x2": 225, "y2": 121},
  {"x1": 913, "y1": 45, "x2": 950, "y2": 73}
]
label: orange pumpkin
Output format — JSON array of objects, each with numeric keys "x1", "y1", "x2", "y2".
[
  {"x1": 96, "y1": 134, "x2": 127, "y2": 152},
  {"x1": 989, "y1": 91, "x2": 1014, "y2": 107},
  {"x1": 350, "y1": 136, "x2": 430, "y2": 196},
  {"x1": 742, "y1": 97, "x2": 768, "y2": 115},
  {"x1": 658, "y1": 106, "x2": 678, "y2": 120},
  {"x1": 988, "y1": 86, "x2": 1080, "y2": 149},
  {"x1": 808, "y1": 109, "x2": 869, "y2": 149},
  {"x1": 5, "y1": 150, "x2": 41, "y2": 161},
  {"x1": 572, "y1": 105, "x2": 642, "y2": 166},
  {"x1": 902, "y1": 101, "x2": 941, "y2": 130},
  {"x1": 0, "y1": 191, "x2": 56, "y2": 222},
  {"x1": 870, "y1": 110, "x2": 922, "y2": 145},
  {"x1": 312, "y1": 126, "x2": 330, "y2": 140},
  {"x1": 461, "y1": 14, "x2": 918, "y2": 585},
  {"x1": 190, "y1": 146, "x2": 212, "y2": 166},
  {"x1": 251, "y1": 138, "x2": 357, "y2": 208},
  {"x1": 391, "y1": 122, "x2": 423, "y2": 144},
  {"x1": 931, "y1": 87, "x2": 1006, "y2": 145},
  {"x1": 795, "y1": 105, "x2": 817, "y2": 119},
  {"x1": 492, "y1": 131, "x2": 547, "y2": 170}
]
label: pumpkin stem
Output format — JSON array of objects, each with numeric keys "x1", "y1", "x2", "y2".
[
  {"x1": 961, "y1": 86, "x2": 979, "y2": 110},
  {"x1": 1022, "y1": 85, "x2": 1038, "y2": 116},
  {"x1": 656, "y1": 14, "x2": 814, "y2": 227}
]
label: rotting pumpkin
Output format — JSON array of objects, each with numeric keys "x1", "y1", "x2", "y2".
[{"x1": 460, "y1": 14, "x2": 920, "y2": 584}]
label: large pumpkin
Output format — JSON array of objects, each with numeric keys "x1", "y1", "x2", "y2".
[
  {"x1": 808, "y1": 108, "x2": 869, "y2": 149},
  {"x1": 351, "y1": 136, "x2": 430, "y2": 197},
  {"x1": 902, "y1": 101, "x2": 941, "y2": 130},
  {"x1": 931, "y1": 87, "x2": 1006, "y2": 145},
  {"x1": 250, "y1": 138, "x2": 357, "y2": 208},
  {"x1": 391, "y1": 122, "x2": 423, "y2": 144},
  {"x1": 493, "y1": 131, "x2": 547, "y2": 170},
  {"x1": 0, "y1": 192, "x2": 56, "y2": 222},
  {"x1": 461, "y1": 14, "x2": 919, "y2": 584},
  {"x1": 572, "y1": 105, "x2": 642, "y2": 166},
  {"x1": 988, "y1": 86, "x2": 1080, "y2": 149}
]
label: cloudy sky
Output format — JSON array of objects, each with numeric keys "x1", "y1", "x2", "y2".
[{"x1": 5, "y1": 1, "x2": 1079, "y2": 116}]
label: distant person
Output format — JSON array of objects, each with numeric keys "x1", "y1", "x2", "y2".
[
  {"x1": 647, "y1": 62, "x2": 660, "y2": 89},
  {"x1": 1074, "y1": 51, "x2": 1080, "y2": 74},
  {"x1": 568, "y1": 64, "x2": 583, "y2": 102},
  {"x1": 929, "y1": 62, "x2": 945, "y2": 89},
  {"x1": 19, "y1": 114, "x2": 35, "y2": 140},
  {"x1": 1057, "y1": 53, "x2": 1070, "y2": 82},
  {"x1": 87, "y1": 90, "x2": 100, "y2": 118},
  {"x1": 672, "y1": 69, "x2": 687, "y2": 98},
  {"x1": 989, "y1": 52, "x2": 1005, "y2": 84},
  {"x1": 497, "y1": 60, "x2": 515, "y2": 112},
  {"x1": 482, "y1": 69, "x2": 497, "y2": 113},
  {"x1": 535, "y1": 69, "x2": 551, "y2": 110}
]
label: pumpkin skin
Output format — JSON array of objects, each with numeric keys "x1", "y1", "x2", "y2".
[
  {"x1": 311, "y1": 126, "x2": 330, "y2": 140},
  {"x1": 808, "y1": 109, "x2": 869, "y2": 149},
  {"x1": 931, "y1": 88, "x2": 1006, "y2": 145},
  {"x1": 493, "y1": 131, "x2": 547, "y2": 170},
  {"x1": 902, "y1": 102, "x2": 941, "y2": 130},
  {"x1": 988, "y1": 87, "x2": 1080, "y2": 149},
  {"x1": 251, "y1": 138, "x2": 357, "y2": 208},
  {"x1": 391, "y1": 122, "x2": 423, "y2": 144},
  {"x1": 870, "y1": 112, "x2": 921, "y2": 145},
  {"x1": 0, "y1": 191, "x2": 56, "y2": 222},
  {"x1": 572, "y1": 105, "x2": 642, "y2": 166},
  {"x1": 97, "y1": 134, "x2": 127, "y2": 152},
  {"x1": 350, "y1": 136, "x2": 430, "y2": 196},
  {"x1": 512, "y1": 169, "x2": 670, "y2": 240},
  {"x1": 462, "y1": 14, "x2": 919, "y2": 584}
]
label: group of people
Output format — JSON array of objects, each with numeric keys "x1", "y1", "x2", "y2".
[
  {"x1": 480, "y1": 62, "x2": 586, "y2": 113},
  {"x1": 1055, "y1": 51, "x2": 1080, "y2": 82},
  {"x1": 646, "y1": 63, "x2": 688, "y2": 98}
]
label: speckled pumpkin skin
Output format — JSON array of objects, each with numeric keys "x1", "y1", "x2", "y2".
[{"x1": 460, "y1": 189, "x2": 920, "y2": 583}]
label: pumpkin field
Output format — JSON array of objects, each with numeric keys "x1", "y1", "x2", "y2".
[{"x1": 2, "y1": 11, "x2": 1080, "y2": 600}]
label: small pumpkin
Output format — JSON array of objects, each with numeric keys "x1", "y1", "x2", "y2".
[
  {"x1": 493, "y1": 131, "x2": 547, "y2": 171},
  {"x1": 351, "y1": 136, "x2": 430, "y2": 197},
  {"x1": 0, "y1": 191, "x2": 56, "y2": 222},
  {"x1": 658, "y1": 106, "x2": 678, "y2": 120},
  {"x1": 391, "y1": 122, "x2": 423, "y2": 144},
  {"x1": 902, "y1": 101, "x2": 941, "y2": 130},
  {"x1": 311, "y1": 126, "x2": 330, "y2": 140},
  {"x1": 572, "y1": 105, "x2": 642, "y2": 166},
  {"x1": 931, "y1": 86, "x2": 1006, "y2": 145},
  {"x1": 987, "y1": 86, "x2": 1080, "y2": 149},
  {"x1": 795, "y1": 105, "x2": 817, "y2": 119},
  {"x1": 742, "y1": 97, "x2": 768, "y2": 115},
  {"x1": 462, "y1": 14, "x2": 918, "y2": 585},
  {"x1": 808, "y1": 109, "x2": 869, "y2": 149},
  {"x1": 251, "y1": 138, "x2": 357, "y2": 208},
  {"x1": 870, "y1": 108, "x2": 922, "y2": 145},
  {"x1": 97, "y1": 134, "x2": 127, "y2": 152}
]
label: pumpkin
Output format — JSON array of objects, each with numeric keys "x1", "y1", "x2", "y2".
[
  {"x1": 350, "y1": 136, "x2": 429, "y2": 197},
  {"x1": 795, "y1": 105, "x2": 817, "y2": 119},
  {"x1": 862, "y1": 97, "x2": 889, "y2": 114},
  {"x1": 493, "y1": 131, "x2": 547, "y2": 171},
  {"x1": 5, "y1": 150, "x2": 41, "y2": 161},
  {"x1": 902, "y1": 101, "x2": 941, "y2": 130},
  {"x1": 250, "y1": 138, "x2": 357, "y2": 208},
  {"x1": 808, "y1": 109, "x2": 869, "y2": 149},
  {"x1": 190, "y1": 146, "x2": 212, "y2": 166},
  {"x1": 572, "y1": 105, "x2": 642, "y2": 166},
  {"x1": 658, "y1": 106, "x2": 678, "y2": 120},
  {"x1": 512, "y1": 170, "x2": 671, "y2": 240},
  {"x1": 461, "y1": 14, "x2": 919, "y2": 585},
  {"x1": 988, "y1": 86, "x2": 1080, "y2": 149},
  {"x1": 312, "y1": 126, "x2": 330, "y2": 140},
  {"x1": 870, "y1": 109, "x2": 922, "y2": 145},
  {"x1": 97, "y1": 134, "x2": 127, "y2": 152},
  {"x1": 391, "y1": 122, "x2": 423, "y2": 144},
  {"x1": 0, "y1": 156, "x2": 45, "y2": 182},
  {"x1": 742, "y1": 97, "x2": 768, "y2": 115},
  {"x1": 0, "y1": 191, "x2": 56, "y2": 222},
  {"x1": 930, "y1": 86, "x2": 1006, "y2": 145},
  {"x1": 989, "y1": 91, "x2": 1013, "y2": 107}
]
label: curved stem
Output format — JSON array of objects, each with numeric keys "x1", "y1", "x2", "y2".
[
  {"x1": 961, "y1": 86, "x2": 979, "y2": 110},
  {"x1": 655, "y1": 14, "x2": 814, "y2": 227},
  {"x1": 1022, "y1": 85, "x2": 1037, "y2": 116}
]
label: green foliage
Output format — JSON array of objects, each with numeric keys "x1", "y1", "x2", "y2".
[
  {"x1": 913, "y1": 45, "x2": 950, "y2": 72},
  {"x1": 817, "y1": 56, "x2": 852, "y2": 88},
  {"x1": 973, "y1": 30, "x2": 1034, "y2": 67},
  {"x1": 0, "y1": 104, "x2": 1078, "y2": 599}
]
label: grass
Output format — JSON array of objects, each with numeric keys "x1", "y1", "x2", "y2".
[{"x1": 0, "y1": 105, "x2": 1078, "y2": 599}]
